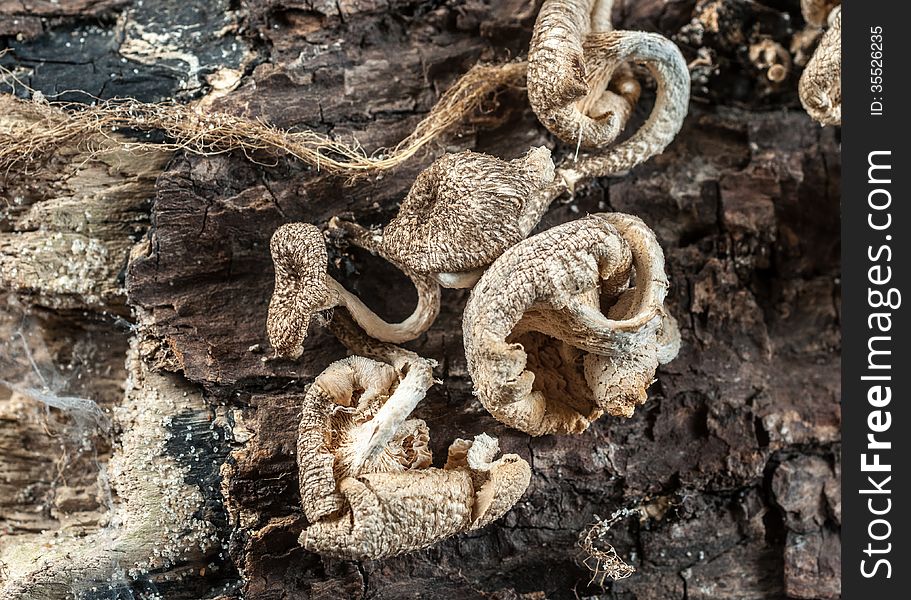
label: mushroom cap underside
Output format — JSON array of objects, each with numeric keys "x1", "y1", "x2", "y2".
[{"x1": 298, "y1": 355, "x2": 433, "y2": 523}]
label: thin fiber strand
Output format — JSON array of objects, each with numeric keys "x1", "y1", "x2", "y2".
[{"x1": 0, "y1": 61, "x2": 527, "y2": 177}]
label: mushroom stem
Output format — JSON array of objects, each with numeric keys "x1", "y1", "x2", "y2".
[
  {"x1": 346, "y1": 358, "x2": 434, "y2": 474},
  {"x1": 589, "y1": 0, "x2": 613, "y2": 33},
  {"x1": 267, "y1": 222, "x2": 440, "y2": 358},
  {"x1": 328, "y1": 277, "x2": 440, "y2": 344},
  {"x1": 325, "y1": 308, "x2": 437, "y2": 473},
  {"x1": 327, "y1": 217, "x2": 441, "y2": 344},
  {"x1": 558, "y1": 30, "x2": 690, "y2": 181}
]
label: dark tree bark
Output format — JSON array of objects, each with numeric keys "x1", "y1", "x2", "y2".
[{"x1": 0, "y1": 0, "x2": 840, "y2": 598}]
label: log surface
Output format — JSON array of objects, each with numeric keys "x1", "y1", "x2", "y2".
[{"x1": 0, "y1": 0, "x2": 841, "y2": 598}]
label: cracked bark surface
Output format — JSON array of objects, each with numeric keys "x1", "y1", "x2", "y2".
[{"x1": 1, "y1": 0, "x2": 840, "y2": 598}]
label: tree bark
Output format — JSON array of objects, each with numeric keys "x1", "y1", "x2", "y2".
[{"x1": 0, "y1": 1, "x2": 840, "y2": 598}]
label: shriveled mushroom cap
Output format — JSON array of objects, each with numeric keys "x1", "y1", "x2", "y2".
[
  {"x1": 300, "y1": 433, "x2": 530, "y2": 560},
  {"x1": 380, "y1": 147, "x2": 556, "y2": 275},
  {"x1": 526, "y1": 213, "x2": 680, "y2": 418},
  {"x1": 268, "y1": 223, "x2": 334, "y2": 359},
  {"x1": 528, "y1": 0, "x2": 642, "y2": 149},
  {"x1": 799, "y1": 6, "x2": 841, "y2": 126},
  {"x1": 513, "y1": 213, "x2": 675, "y2": 344},
  {"x1": 298, "y1": 355, "x2": 433, "y2": 523},
  {"x1": 464, "y1": 213, "x2": 681, "y2": 432},
  {"x1": 801, "y1": 0, "x2": 840, "y2": 27},
  {"x1": 462, "y1": 216, "x2": 634, "y2": 435}
]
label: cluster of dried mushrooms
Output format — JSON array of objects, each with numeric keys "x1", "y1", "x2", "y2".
[{"x1": 266, "y1": 0, "x2": 691, "y2": 561}]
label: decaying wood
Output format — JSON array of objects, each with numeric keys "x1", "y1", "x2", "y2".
[
  {"x1": 1, "y1": 342, "x2": 230, "y2": 599},
  {"x1": 1, "y1": 0, "x2": 840, "y2": 598},
  {"x1": 0, "y1": 96, "x2": 171, "y2": 311}
]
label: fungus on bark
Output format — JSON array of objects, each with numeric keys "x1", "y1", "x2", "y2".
[
  {"x1": 462, "y1": 214, "x2": 680, "y2": 436},
  {"x1": 297, "y1": 353, "x2": 435, "y2": 523},
  {"x1": 297, "y1": 317, "x2": 531, "y2": 559},
  {"x1": 527, "y1": 0, "x2": 641, "y2": 149},
  {"x1": 527, "y1": 0, "x2": 690, "y2": 185},
  {"x1": 330, "y1": 147, "x2": 556, "y2": 289},
  {"x1": 799, "y1": 6, "x2": 841, "y2": 126},
  {"x1": 267, "y1": 222, "x2": 440, "y2": 358},
  {"x1": 748, "y1": 39, "x2": 791, "y2": 83}
]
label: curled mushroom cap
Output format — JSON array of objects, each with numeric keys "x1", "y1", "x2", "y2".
[
  {"x1": 302, "y1": 433, "x2": 529, "y2": 560},
  {"x1": 799, "y1": 6, "x2": 841, "y2": 126},
  {"x1": 527, "y1": 0, "x2": 641, "y2": 149},
  {"x1": 298, "y1": 346, "x2": 531, "y2": 559},
  {"x1": 559, "y1": 31, "x2": 690, "y2": 184},
  {"x1": 801, "y1": 0, "x2": 841, "y2": 28},
  {"x1": 332, "y1": 147, "x2": 556, "y2": 289},
  {"x1": 462, "y1": 213, "x2": 680, "y2": 435},
  {"x1": 267, "y1": 222, "x2": 440, "y2": 358},
  {"x1": 527, "y1": 0, "x2": 690, "y2": 182},
  {"x1": 298, "y1": 352, "x2": 434, "y2": 523}
]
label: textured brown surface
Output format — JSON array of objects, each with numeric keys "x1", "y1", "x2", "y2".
[{"x1": 1, "y1": 0, "x2": 840, "y2": 598}]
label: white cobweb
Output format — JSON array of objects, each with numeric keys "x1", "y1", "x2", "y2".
[{"x1": 0, "y1": 303, "x2": 109, "y2": 432}]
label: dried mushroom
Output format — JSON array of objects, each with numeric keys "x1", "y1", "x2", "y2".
[
  {"x1": 800, "y1": 0, "x2": 841, "y2": 28},
  {"x1": 527, "y1": 0, "x2": 690, "y2": 182},
  {"x1": 298, "y1": 350, "x2": 434, "y2": 523},
  {"x1": 799, "y1": 6, "x2": 841, "y2": 126},
  {"x1": 331, "y1": 147, "x2": 556, "y2": 288},
  {"x1": 527, "y1": 0, "x2": 641, "y2": 149},
  {"x1": 297, "y1": 331, "x2": 531, "y2": 559},
  {"x1": 267, "y1": 222, "x2": 440, "y2": 358},
  {"x1": 462, "y1": 214, "x2": 679, "y2": 436},
  {"x1": 748, "y1": 39, "x2": 791, "y2": 83}
]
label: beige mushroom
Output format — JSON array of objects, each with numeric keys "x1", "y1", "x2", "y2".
[
  {"x1": 297, "y1": 348, "x2": 434, "y2": 523},
  {"x1": 527, "y1": 0, "x2": 642, "y2": 149},
  {"x1": 527, "y1": 0, "x2": 690, "y2": 184},
  {"x1": 799, "y1": 6, "x2": 841, "y2": 126},
  {"x1": 267, "y1": 222, "x2": 440, "y2": 358},
  {"x1": 330, "y1": 147, "x2": 556, "y2": 289},
  {"x1": 301, "y1": 432, "x2": 530, "y2": 560},
  {"x1": 462, "y1": 213, "x2": 680, "y2": 436},
  {"x1": 749, "y1": 39, "x2": 792, "y2": 83},
  {"x1": 297, "y1": 316, "x2": 531, "y2": 559},
  {"x1": 800, "y1": 0, "x2": 841, "y2": 28}
]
